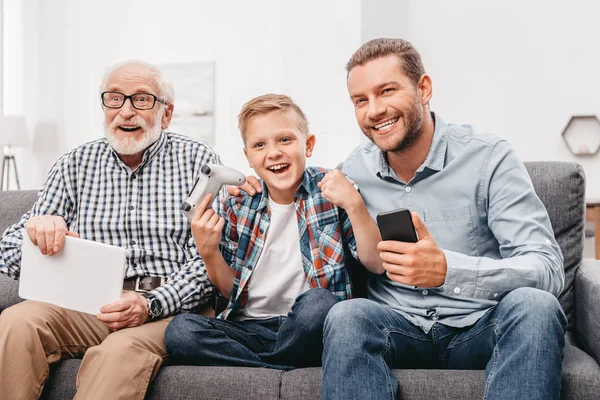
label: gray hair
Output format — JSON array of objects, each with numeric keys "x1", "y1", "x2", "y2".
[{"x1": 99, "y1": 60, "x2": 175, "y2": 104}]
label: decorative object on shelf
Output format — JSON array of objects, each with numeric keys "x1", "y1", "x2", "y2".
[
  {"x1": 32, "y1": 121, "x2": 60, "y2": 154},
  {"x1": 0, "y1": 115, "x2": 29, "y2": 191},
  {"x1": 561, "y1": 115, "x2": 600, "y2": 156}
]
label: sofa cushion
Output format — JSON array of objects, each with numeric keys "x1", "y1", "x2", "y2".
[
  {"x1": 524, "y1": 162, "x2": 585, "y2": 330},
  {"x1": 278, "y1": 335, "x2": 600, "y2": 400},
  {"x1": 0, "y1": 273, "x2": 20, "y2": 311},
  {"x1": 0, "y1": 190, "x2": 37, "y2": 311},
  {"x1": 40, "y1": 359, "x2": 80, "y2": 400},
  {"x1": 147, "y1": 365, "x2": 282, "y2": 399},
  {"x1": 0, "y1": 190, "x2": 37, "y2": 235}
]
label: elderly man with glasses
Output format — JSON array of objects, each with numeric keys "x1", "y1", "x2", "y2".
[{"x1": 0, "y1": 60, "x2": 223, "y2": 399}]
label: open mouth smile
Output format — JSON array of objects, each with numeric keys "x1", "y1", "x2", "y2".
[
  {"x1": 119, "y1": 126, "x2": 142, "y2": 133},
  {"x1": 267, "y1": 163, "x2": 290, "y2": 174},
  {"x1": 372, "y1": 117, "x2": 399, "y2": 133}
]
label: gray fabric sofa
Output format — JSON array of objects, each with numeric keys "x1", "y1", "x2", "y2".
[{"x1": 1, "y1": 161, "x2": 600, "y2": 399}]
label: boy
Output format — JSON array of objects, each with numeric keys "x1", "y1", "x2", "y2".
[{"x1": 165, "y1": 94, "x2": 383, "y2": 369}]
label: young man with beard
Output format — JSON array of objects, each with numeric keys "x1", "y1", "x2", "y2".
[
  {"x1": 0, "y1": 60, "x2": 222, "y2": 399},
  {"x1": 320, "y1": 38, "x2": 567, "y2": 400}
]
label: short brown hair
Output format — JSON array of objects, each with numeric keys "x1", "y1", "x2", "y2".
[
  {"x1": 346, "y1": 38, "x2": 425, "y2": 87},
  {"x1": 238, "y1": 94, "x2": 309, "y2": 142}
]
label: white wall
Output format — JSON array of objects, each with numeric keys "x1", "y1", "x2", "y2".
[
  {"x1": 281, "y1": 1, "x2": 362, "y2": 168},
  {"x1": 53, "y1": 0, "x2": 285, "y2": 176},
  {"x1": 14, "y1": 1, "x2": 599, "y2": 197},
  {"x1": 12, "y1": 0, "x2": 362, "y2": 189},
  {"x1": 402, "y1": 0, "x2": 600, "y2": 197}
]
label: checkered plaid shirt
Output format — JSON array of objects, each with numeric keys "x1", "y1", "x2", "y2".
[
  {"x1": 218, "y1": 166, "x2": 358, "y2": 320},
  {"x1": 0, "y1": 132, "x2": 220, "y2": 317}
]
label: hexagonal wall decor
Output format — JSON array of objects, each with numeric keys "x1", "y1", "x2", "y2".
[{"x1": 562, "y1": 115, "x2": 600, "y2": 156}]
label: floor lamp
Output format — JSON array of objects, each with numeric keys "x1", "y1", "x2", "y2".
[{"x1": 0, "y1": 115, "x2": 29, "y2": 191}]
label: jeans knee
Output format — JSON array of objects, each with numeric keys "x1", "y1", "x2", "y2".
[
  {"x1": 165, "y1": 314, "x2": 211, "y2": 355},
  {"x1": 324, "y1": 299, "x2": 374, "y2": 335},
  {"x1": 295, "y1": 288, "x2": 337, "y2": 316},
  {"x1": 502, "y1": 288, "x2": 566, "y2": 332},
  {"x1": 507, "y1": 288, "x2": 562, "y2": 314}
]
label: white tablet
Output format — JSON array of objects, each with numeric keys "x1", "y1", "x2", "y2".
[{"x1": 19, "y1": 235, "x2": 126, "y2": 315}]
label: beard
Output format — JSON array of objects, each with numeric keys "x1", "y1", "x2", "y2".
[
  {"x1": 362, "y1": 96, "x2": 424, "y2": 153},
  {"x1": 105, "y1": 110, "x2": 164, "y2": 155}
]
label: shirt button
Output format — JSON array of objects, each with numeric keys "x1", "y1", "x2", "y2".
[
  {"x1": 422, "y1": 289, "x2": 428, "y2": 295},
  {"x1": 432, "y1": 315, "x2": 439, "y2": 321},
  {"x1": 132, "y1": 174, "x2": 137, "y2": 179},
  {"x1": 545, "y1": 239, "x2": 551, "y2": 244},
  {"x1": 405, "y1": 186, "x2": 412, "y2": 193},
  {"x1": 259, "y1": 228, "x2": 264, "y2": 234},
  {"x1": 128, "y1": 205, "x2": 134, "y2": 210},
  {"x1": 453, "y1": 287, "x2": 461, "y2": 294},
  {"x1": 493, "y1": 293, "x2": 499, "y2": 298},
  {"x1": 130, "y1": 240, "x2": 137, "y2": 245}
]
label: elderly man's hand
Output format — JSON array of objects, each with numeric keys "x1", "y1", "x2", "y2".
[
  {"x1": 24, "y1": 215, "x2": 80, "y2": 256},
  {"x1": 97, "y1": 292, "x2": 150, "y2": 330},
  {"x1": 224, "y1": 175, "x2": 261, "y2": 199},
  {"x1": 378, "y1": 213, "x2": 448, "y2": 288}
]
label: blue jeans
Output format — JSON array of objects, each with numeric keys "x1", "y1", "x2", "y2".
[
  {"x1": 322, "y1": 287, "x2": 567, "y2": 400},
  {"x1": 165, "y1": 288, "x2": 337, "y2": 369}
]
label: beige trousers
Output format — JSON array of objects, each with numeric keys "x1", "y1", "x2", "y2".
[{"x1": 0, "y1": 299, "x2": 175, "y2": 400}]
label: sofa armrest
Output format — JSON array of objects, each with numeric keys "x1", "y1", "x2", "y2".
[
  {"x1": 0, "y1": 273, "x2": 22, "y2": 312},
  {"x1": 575, "y1": 259, "x2": 600, "y2": 364}
]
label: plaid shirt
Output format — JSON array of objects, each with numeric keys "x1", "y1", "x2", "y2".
[
  {"x1": 0, "y1": 132, "x2": 220, "y2": 317},
  {"x1": 218, "y1": 166, "x2": 358, "y2": 320}
]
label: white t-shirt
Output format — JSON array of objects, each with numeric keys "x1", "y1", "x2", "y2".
[{"x1": 236, "y1": 196, "x2": 310, "y2": 321}]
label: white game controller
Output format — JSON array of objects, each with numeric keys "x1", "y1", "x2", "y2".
[{"x1": 182, "y1": 164, "x2": 246, "y2": 220}]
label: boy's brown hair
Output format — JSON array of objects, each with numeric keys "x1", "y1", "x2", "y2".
[{"x1": 238, "y1": 94, "x2": 309, "y2": 142}]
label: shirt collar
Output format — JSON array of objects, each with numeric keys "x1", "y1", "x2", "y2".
[
  {"x1": 376, "y1": 112, "x2": 448, "y2": 178},
  {"x1": 420, "y1": 112, "x2": 448, "y2": 172},
  {"x1": 141, "y1": 131, "x2": 168, "y2": 165}
]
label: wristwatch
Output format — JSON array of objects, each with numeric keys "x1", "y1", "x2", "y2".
[{"x1": 143, "y1": 294, "x2": 163, "y2": 321}]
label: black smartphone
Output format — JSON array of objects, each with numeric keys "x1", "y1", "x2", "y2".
[{"x1": 376, "y1": 208, "x2": 418, "y2": 243}]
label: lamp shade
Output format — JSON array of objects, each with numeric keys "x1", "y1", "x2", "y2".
[
  {"x1": 0, "y1": 115, "x2": 29, "y2": 148},
  {"x1": 32, "y1": 121, "x2": 61, "y2": 153}
]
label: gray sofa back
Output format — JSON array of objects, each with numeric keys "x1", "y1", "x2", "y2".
[
  {"x1": 0, "y1": 190, "x2": 38, "y2": 234},
  {"x1": 0, "y1": 162, "x2": 586, "y2": 329},
  {"x1": 525, "y1": 162, "x2": 585, "y2": 330}
]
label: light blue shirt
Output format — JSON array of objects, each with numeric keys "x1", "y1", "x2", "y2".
[{"x1": 341, "y1": 113, "x2": 564, "y2": 333}]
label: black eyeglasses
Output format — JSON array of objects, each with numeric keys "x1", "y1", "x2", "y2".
[{"x1": 101, "y1": 91, "x2": 167, "y2": 110}]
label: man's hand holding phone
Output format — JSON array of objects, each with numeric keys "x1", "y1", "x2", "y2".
[{"x1": 377, "y1": 209, "x2": 447, "y2": 288}]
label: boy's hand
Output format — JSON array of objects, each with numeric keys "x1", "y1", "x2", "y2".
[
  {"x1": 191, "y1": 193, "x2": 225, "y2": 259},
  {"x1": 225, "y1": 175, "x2": 262, "y2": 199},
  {"x1": 318, "y1": 170, "x2": 362, "y2": 211}
]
